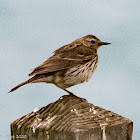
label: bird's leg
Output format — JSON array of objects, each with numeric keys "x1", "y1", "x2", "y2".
[{"x1": 63, "y1": 89, "x2": 77, "y2": 97}]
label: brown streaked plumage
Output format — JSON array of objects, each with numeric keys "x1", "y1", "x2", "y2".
[{"x1": 9, "y1": 35, "x2": 111, "y2": 95}]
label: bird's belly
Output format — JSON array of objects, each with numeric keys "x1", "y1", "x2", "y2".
[{"x1": 65, "y1": 60, "x2": 97, "y2": 85}]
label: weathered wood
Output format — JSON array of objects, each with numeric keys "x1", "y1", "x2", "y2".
[{"x1": 11, "y1": 95, "x2": 133, "y2": 140}]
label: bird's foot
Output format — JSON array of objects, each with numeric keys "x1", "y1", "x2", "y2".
[{"x1": 63, "y1": 89, "x2": 78, "y2": 97}]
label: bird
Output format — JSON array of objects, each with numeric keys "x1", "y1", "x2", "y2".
[{"x1": 9, "y1": 35, "x2": 111, "y2": 95}]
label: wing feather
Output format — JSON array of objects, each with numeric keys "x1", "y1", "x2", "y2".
[{"x1": 29, "y1": 43, "x2": 96, "y2": 76}]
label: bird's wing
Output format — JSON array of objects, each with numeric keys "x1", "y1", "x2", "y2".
[{"x1": 29, "y1": 43, "x2": 96, "y2": 76}]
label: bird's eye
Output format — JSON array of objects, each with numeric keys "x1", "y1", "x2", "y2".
[{"x1": 91, "y1": 40, "x2": 95, "y2": 44}]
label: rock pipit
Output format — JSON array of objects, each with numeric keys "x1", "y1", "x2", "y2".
[{"x1": 9, "y1": 35, "x2": 111, "y2": 95}]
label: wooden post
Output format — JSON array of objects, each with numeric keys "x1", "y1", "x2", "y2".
[{"x1": 11, "y1": 95, "x2": 133, "y2": 140}]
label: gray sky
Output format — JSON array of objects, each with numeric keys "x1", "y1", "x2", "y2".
[{"x1": 0, "y1": 0, "x2": 140, "y2": 139}]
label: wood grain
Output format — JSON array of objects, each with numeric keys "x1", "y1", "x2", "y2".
[{"x1": 11, "y1": 95, "x2": 133, "y2": 140}]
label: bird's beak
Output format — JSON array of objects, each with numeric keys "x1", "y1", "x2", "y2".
[{"x1": 98, "y1": 42, "x2": 111, "y2": 46}]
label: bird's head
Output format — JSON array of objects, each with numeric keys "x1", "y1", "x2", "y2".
[{"x1": 75, "y1": 34, "x2": 111, "y2": 49}]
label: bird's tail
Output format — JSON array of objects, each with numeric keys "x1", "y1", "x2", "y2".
[
  {"x1": 8, "y1": 73, "x2": 53, "y2": 93},
  {"x1": 8, "y1": 76, "x2": 37, "y2": 93},
  {"x1": 8, "y1": 80, "x2": 29, "y2": 93}
]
